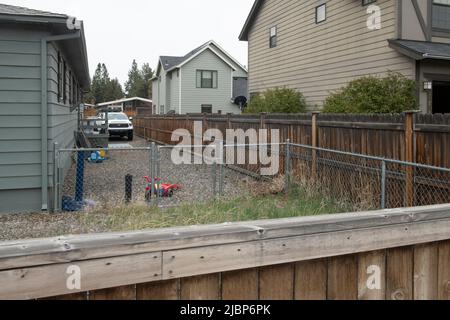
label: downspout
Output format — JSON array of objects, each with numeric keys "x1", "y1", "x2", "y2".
[{"x1": 40, "y1": 31, "x2": 81, "y2": 211}]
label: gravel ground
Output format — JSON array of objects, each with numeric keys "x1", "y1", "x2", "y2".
[
  {"x1": 61, "y1": 136, "x2": 251, "y2": 207},
  {"x1": 0, "y1": 137, "x2": 254, "y2": 241}
]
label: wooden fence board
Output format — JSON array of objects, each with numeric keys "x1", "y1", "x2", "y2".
[
  {"x1": 136, "y1": 280, "x2": 179, "y2": 300},
  {"x1": 90, "y1": 285, "x2": 136, "y2": 300},
  {"x1": 0, "y1": 252, "x2": 161, "y2": 300},
  {"x1": 413, "y1": 243, "x2": 438, "y2": 300},
  {"x1": 180, "y1": 274, "x2": 220, "y2": 300},
  {"x1": 438, "y1": 241, "x2": 450, "y2": 300},
  {"x1": 294, "y1": 259, "x2": 327, "y2": 300},
  {"x1": 259, "y1": 264, "x2": 295, "y2": 300},
  {"x1": 221, "y1": 268, "x2": 259, "y2": 300},
  {"x1": 161, "y1": 218, "x2": 450, "y2": 280},
  {"x1": 357, "y1": 250, "x2": 386, "y2": 300},
  {"x1": 327, "y1": 255, "x2": 358, "y2": 300},
  {"x1": 386, "y1": 247, "x2": 413, "y2": 300}
]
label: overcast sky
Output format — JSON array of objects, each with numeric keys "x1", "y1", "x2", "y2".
[{"x1": 3, "y1": 0, "x2": 254, "y2": 85}]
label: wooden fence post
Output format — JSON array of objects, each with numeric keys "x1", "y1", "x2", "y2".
[
  {"x1": 260, "y1": 112, "x2": 267, "y2": 130},
  {"x1": 404, "y1": 111, "x2": 417, "y2": 207},
  {"x1": 311, "y1": 112, "x2": 320, "y2": 181}
]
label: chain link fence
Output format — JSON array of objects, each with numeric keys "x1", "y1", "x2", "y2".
[
  {"x1": 53, "y1": 141, "x2": 449, "y2": 213},
  {"x1": 286, "y1": 142, "x2": 450, "y2": 211}
]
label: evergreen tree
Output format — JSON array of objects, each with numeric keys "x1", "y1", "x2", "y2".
[
  {"x1": 124, "y1": 60, "x2": 154, "y2": 98},
  {"x1": 83, "y1": 63, "x2": 124, "y2": 104}
]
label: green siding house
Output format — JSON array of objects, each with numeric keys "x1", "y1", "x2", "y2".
[
  {"x1": 152, "y1": 40, "x2": 248, "y2": 115},
  {"x1": 0, "y1": 4, "x2": 90, "y2": 214}
]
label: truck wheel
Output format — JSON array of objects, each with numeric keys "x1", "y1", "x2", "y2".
[{"x1": 128, "y1": 131, "x2": 134, "y2": 141}]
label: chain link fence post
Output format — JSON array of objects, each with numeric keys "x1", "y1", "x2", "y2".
[
  {"x1": 156, "y1": 145, "x2": 161, "y2": 207},
  {"x1": 219, "y1": 140, "x2": 224, "y2": 197},
  {"x1": 150, "y1": 143, "x2": 156, "y2": 206},
  {"x1": 52, "y1": 142, "x2": 59, "y2": 213},
  {"x1": 285, "y1": 139, "x2": 291, "y2": 194},
  {"x1": 381, "y1": 160, "x2": 386, "y2": 209}
]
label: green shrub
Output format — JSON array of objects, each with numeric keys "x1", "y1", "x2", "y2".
[
  {"x1": 245, "y1": 87, "x2": 307, "y2": 114},
  {"x1": 323, "y1": 73, "x2": 418, "y2": 114}
]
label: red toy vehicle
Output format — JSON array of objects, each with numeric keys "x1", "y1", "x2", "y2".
[{"x1": 144, "y1": 176, "x2": 181, "y2": 200}]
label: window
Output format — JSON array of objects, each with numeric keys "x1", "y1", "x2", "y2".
[
  {"x1": 362, "y1": 0, "x2": 376, "y2": 6},
  {"x1": 269, "y1": 26, "x2": 277, "y2": 48},
  {"x1": 57, "y1": 52, "x2": 63, "y2": 102},
  {"x1": 68, "y1": 71, "x2": 73, "y2": 105},
  {"x1": 316, "y1": 4, "x2": 326, "y2": 24},
  {"x1": 63, "y1": 60, "x2": 67, "y2": 104},
  {"x1": 196, "y1": 70, "x2": 218, "y2": 88},
  {"x1": 433, "y1": 0, "x2": 450, "y2": 30},
  {"x1": 159, "y1": 105, "x2": 165, "y2": 114},
  {"x1": 201, "y1": 105, "x2": 213, "y2": 114}
]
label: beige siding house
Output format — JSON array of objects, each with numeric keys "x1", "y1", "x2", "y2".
[
  {"x1": 240, "y1": 0, "x2": 450, "y2": 114},
  {"x1": 151, "y1": 41, "x2": 248, "y2": 115}
]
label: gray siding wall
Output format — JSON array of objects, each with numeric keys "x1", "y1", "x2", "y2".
[
  {"x1": 180, "y1": 49, "x2": 241, "y2": 114},
  {"x1": 0, "y1": 26, "x2": 80, "y2": 214},
  {"x1": 0, "y1": 26, "x2": 48, "y2": 213},
  {"x1": 169, "y1": 70, "x2": 180, "y2": 113},
  {"x1": 247, "y1": 0, "x2": 415, "y2": 109}
]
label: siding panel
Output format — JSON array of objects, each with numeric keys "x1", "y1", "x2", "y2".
[{"x1": 247, "y1": 0, "x2": 413, "y2": 108}]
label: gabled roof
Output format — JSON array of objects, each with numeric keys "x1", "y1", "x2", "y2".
[
  {"x1": 388, "y1": 39, "x2": 450, "y2": 61},
  {"x1": 0, "y1": 3, "x2": 66, "y2": 17},
  {"x1": 153, "y1": 40, "x2": 247, "y2": 80},
  {"x1": 239, "y1": 0, "x2": 264, "y2": 41},
  {"x1": 96, "y1": 97, "x2": 152, "y2": 107}
]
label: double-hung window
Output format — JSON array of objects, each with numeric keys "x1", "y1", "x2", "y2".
[
  {"x1": 196, "y1": 70, "x2": 218, "y2": 89},
  {"x1": 433, "y1": 0, "x2": 450, "y2": 30}
]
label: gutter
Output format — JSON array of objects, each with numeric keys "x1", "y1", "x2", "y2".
[{"x1": 40, "y1": 31, "x2": 81, "y2": 211}]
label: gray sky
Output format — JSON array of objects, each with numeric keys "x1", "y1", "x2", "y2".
[{"x1": 3, "y1": 0, "x2": 254, "y2": 85}]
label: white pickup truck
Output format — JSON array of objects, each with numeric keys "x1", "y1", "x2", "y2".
[{"x1": 97, "y1": 112, "x2": 134, "y2": 141}]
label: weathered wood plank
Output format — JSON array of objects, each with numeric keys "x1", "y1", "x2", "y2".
[
  {"x1": 413, "y1": 243, "x2": 438, "y2": 300},
  {"x1": 136, "y1": 280, "x2": 179, "y2": 300},
  {"x1": 180, "y1": 274, "x2": 220, "y2": 300},
  {"x1": 438, "y1": 241, "x2": 450, "y2": 300},
  {"x1": 221, "y1": 268, "x2": 258, "y2": 300},
  {"x1": 162, "y1": 218, "x2": 450, "y2": 280},
  {"x1": 357, "y1": 250, "x2": 386, "y2": 300},
  {"x1": 42, "y1": 292, "x2": 88, "y2": 300},
  {"x1": 294, "y1": 259, "x2": 327, "y2": 300},
  {"x1": 0, "y1": 252, "x2": 161, "y2": 300},
  {"x1": 327, "y1": 255, "x2": 358, "y2": 300},
  {"x1": 386, "y1": 247, "x2": 413, "y2": 300},
  {"x1": 1, "y1": 205, "x2": 449, "y2": 271},
  {"x1": 89, "y1": 285, "x2": 136, "y2": 300},
  {"x1": 259, "y1": 264, "x2": 294, "y2": 300}
]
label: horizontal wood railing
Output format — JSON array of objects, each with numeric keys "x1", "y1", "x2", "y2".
[{"x1": 0, "y1": 205, "x2": 449, "y2": 300}]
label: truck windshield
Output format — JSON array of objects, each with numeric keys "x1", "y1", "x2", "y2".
[{"x1": 109, "y1": 114, "x2": 129, "y2": 120}]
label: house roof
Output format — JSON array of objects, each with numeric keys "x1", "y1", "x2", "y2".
[
  {"x1": 388, "y1": 39, "x2": 450, "y2": 61},
  {"x1": 239, "y1": 0, "x2": 264, "y2": 41},
  {"x1": 96, "y1": 97, "x2": 152, "y2": 107},
  {"x1": 0, "y1": 3, "x2": 66, "y2": 17},
  {"x1": 0, "y1": 3, "x2": 90, "y2": 90},
  {"x1": 153, "y1": 40, "x2": 247, "y2": 79}
]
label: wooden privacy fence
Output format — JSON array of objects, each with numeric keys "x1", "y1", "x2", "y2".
[
  {"x1": 0, "y1": 205, "x2": 449, "y2": 300},
  {"x1": 134, "y1": 112, "x2": 450, "y2": 168}
]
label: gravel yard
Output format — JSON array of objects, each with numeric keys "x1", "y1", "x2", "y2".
[
  {"x1": 0, "y1": 137, "x2": 257, "y2": 241},
  {"x1": 61, "y1": 137, "x2": 251, "y2": 207}
]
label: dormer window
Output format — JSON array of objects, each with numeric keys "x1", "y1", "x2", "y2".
[{"x1": 433, "y1": 0, "x2": 450, "y2": 30}]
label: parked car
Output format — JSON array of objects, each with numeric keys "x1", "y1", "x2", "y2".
[{"x1": 97, "y1": 112, "x2": 134, "y2": 141}]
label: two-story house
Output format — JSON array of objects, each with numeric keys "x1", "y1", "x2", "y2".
[
  {"x1": 239, "y1": 0, "x2": 450, "y2": 114},
  {"x1": 151, "y1": 40, "x2": 248, "y2": 115}
]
